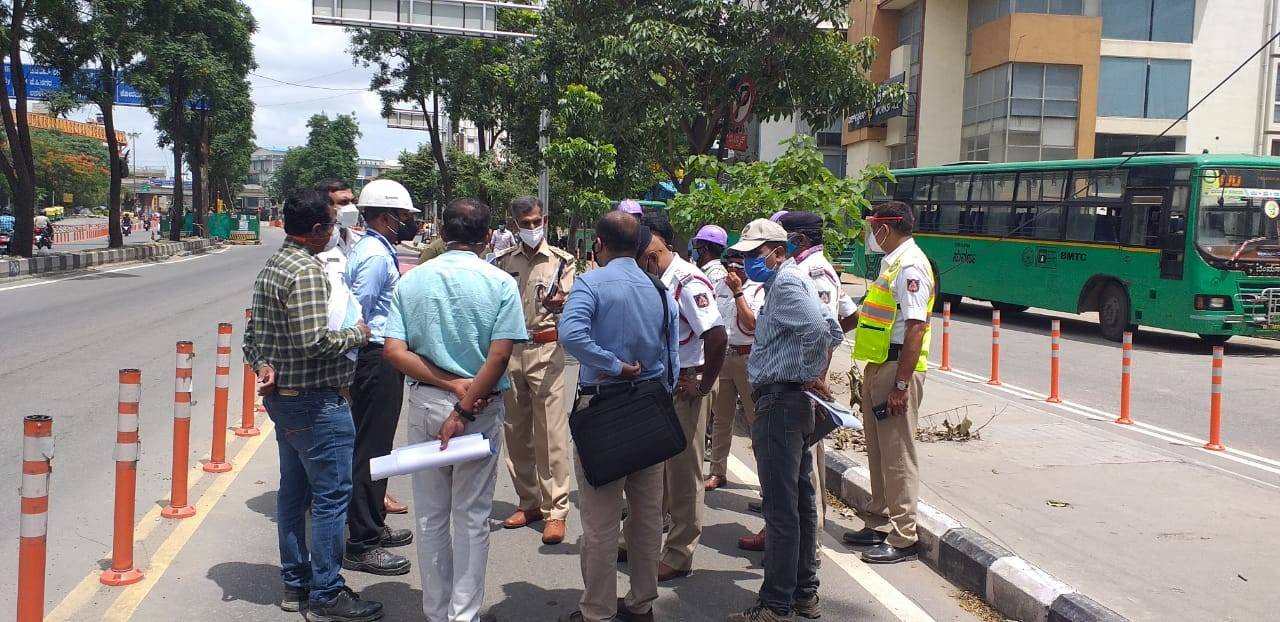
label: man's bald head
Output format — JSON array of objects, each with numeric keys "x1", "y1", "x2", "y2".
[{"x1": 596, "y1": 210, "x2": 641, "y2": 256}]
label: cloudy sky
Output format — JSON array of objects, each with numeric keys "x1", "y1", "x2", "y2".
[{"x1": 99, "y1": 0, "x2": 428, "y2": 175}]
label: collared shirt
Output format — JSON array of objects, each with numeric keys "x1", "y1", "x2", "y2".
[
  {"x1": 495, "y1": 240, "x2": 576, "y2": 334},
  {"x1": 243, "y1": 239, "x2": 367, "y2": 388},
  {"x1": 881, "y1": 238, "x2": 934, "y2": 344},
  {"x1": 661, "y1": 255, "x2": 724, "y2": 369},
  {"x1": 716, "y1": 279, "x2": 766, "y2": 346},
  {"x1": 385, "y1": 249, "x2": 528, "y2": 391},
  {"x1": 34, "y1": 215, "x2": 49, "y2": 229},
  {"x1": 346, "y1": 229, "x2": 399, "y2": 344},
  {"x1": 493, "y1": 229, "x2": 515, "y2": 253},
  {"x1": 700, "y1": 259, "x2": 728, "y2": 286},
  {"x1": 788, "y1": 245, "x2": 857, "y2": 319},
  {"x1": 559, "y1": 257, "x2": 679, "y2": 392},
  {"x1": 748, "y1": 262, "x2": 843, "y2": 385}
]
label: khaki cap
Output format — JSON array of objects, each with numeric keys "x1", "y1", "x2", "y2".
[{"x1": 729, "y1": 218, "x2": 788, "y2": 252}]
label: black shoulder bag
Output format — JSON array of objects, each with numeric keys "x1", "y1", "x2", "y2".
[{"x1": 568, "y1": 275, "x2": 686, "y2": 487}]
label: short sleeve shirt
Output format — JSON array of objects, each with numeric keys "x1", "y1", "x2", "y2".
[
  {"x1": 385, "y1": 250, "x2": 529, "y2": 390},
  {"x1": 883, "y1": 238, "x2": 934, "y2": 344},
  {"x1": 794, "y1": 246, "x2": 857, "y2": 319},
  {"x1": 495, "y1": 241, "x2": 576, "y2": 333},
  {"x1": 661, "y1": 255, "x2": 724, "y2": 368},
  {"x1": 716, "y1": 279, "x2": 766, "y2": 346}
]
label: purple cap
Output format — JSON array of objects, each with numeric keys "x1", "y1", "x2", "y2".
[
  {"x1": 617, "y1": 199, "x2": 643, "y2": 215},
  {"x1": 694, "y1": 224, "x2": 728, "y2": 246},
  {"x1": 769, "y1": 210, "x2": 789, "y2": 223}
]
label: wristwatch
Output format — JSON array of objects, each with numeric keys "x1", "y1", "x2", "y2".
[
  {"x1": 894, "y1": 380, "x2": 909, "y2": 392},
  {"x1": 452, "y1": 401, "x2": 477, "y2": 422}
]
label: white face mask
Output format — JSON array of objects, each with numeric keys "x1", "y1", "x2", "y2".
[
  {"x1": 866, "y1": 224, "x2": 886, "y2": 254},
  {"x1": 518, "y1": 225, "x2": 544, "y2": 249},
  {"x1": 324, "y1": 225, "x2": 341, "y2": 252}
]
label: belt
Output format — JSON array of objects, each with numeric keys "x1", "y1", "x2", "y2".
[
  {"x1": 887, "y1": 343, "x2": 903, "y2": 362},
  {"x1": 530, "y1": 328, "x2": 558, "y2": 344},
  {"x1": 751, "y1": 382, "x2": 804, "y2": 401},
  {"x1": 275, "y1": 387, "x2": 341, "y2": 397},
  {"x1": 729, "y1": 344, "x2": 752, "y2": 355},
  {"x1": 406, "y1": 381, "x2": 500, "y2": 398},
  {"x1": 578, "y1": 380, "x2": 655, "y2": 396}
]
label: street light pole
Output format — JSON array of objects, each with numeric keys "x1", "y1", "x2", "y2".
[{"x1": 127, "y1": 132, "x2": 141, "y2": 210}]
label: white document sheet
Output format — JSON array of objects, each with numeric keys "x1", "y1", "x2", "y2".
[
  {"x1": 370, "y1": 433, "x2": 494, "y2": 481},
  {"x1": 805, "y1": 390, "x2": 863, "y2": 431}
]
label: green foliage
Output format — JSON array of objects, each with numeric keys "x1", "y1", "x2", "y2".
[
  {"x1": 449, "y1": 149, "x2": 536, "y2": 215},
  {"x1": 542, "y1": 84, "x2": 620, "y2": 231},
  {"x1": 377, "y1": 144, "x2": 442, "y2": 213},
  {"x1": 30, "y1": 129, "x2": 110, "y2": 208},
  {"x1": 270, "y1": 113, "x2": 361, "y2": 198},
  {"x1": 669, "y1": 135, "x2": 892, "y2": 254}
]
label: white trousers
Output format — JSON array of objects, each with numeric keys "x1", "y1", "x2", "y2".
[{"x1": 407, "y1": 384, "x2": 505, "y2": 622}]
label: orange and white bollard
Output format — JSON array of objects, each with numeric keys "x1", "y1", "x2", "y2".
[
  {"x1": 163, "y1": 341, "x2": 196, "y2": 519},
  {"x1": 987, "y1": 309, "x2": 1001, "y2": 385},
  {"x1": 17, "y1": 415, "x2": 52, "y2": 622},
  {"x1": 939, "y1": 302, "x2": 952, "y2": 372},
  {"x1": 102, "y1": 369, "x2": 144, "y2": 586},
  {"x1": 235, "y1": 309, "x2": 260, "y2": 438},
  {"x1": 205, "y1": 323, "x2": 234, "y2": 473},
  {"x1": 1115, "y1": 332, "x2": 1134, "y2": 425},
  {"x1": 1204, "y1": 346, "x2": 1226, "y2": 451},
  {"x1": 1046, "y1": 319, "x2": 1062, "y2": 403}
]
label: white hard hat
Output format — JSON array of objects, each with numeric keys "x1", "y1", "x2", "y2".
[
  {"x1": 336, "y1": 204, "x2": 360, "y2": 228},
  {"x1": 357, "y1": 178, "x2": 420, "y2": 213}
]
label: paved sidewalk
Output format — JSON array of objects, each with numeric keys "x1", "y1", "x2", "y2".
[{"x1": 830, "y1": 358, "x2": 1280, "y2": 622}]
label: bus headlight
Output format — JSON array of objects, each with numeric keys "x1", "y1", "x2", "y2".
[{"x1": 1195, "y1": 295, "x2": 1233, "y2": 311}]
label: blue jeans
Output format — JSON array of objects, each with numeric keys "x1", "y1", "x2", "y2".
[
  {"x1": 751, "y1": 389, "x2": 819, "y2": 614},
  {"x1": 264, "y1": 390, "x2": 355, "y2": 605}
]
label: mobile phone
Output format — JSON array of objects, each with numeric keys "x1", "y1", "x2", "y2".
[{"x1": 872, "y1": 401, "x2": 890, "y2": 420}]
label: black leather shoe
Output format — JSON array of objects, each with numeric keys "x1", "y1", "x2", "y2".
[
  {"x1": 380, "y1": 526, "x2": 413, "y2": 548},
  {"x1": 282, "y1": 585, "x2": 307, "y2": 612},
  {"x1": 860, "y1": 542, "x2": 918, "y2": 564},
  {"x1": 305, "y1": 587, "x2": 384, "y2": 622},
  {"x1": 342, "y1": 548, "x2": 411, "y2": 576},
  {"x1": 841, "y1": 528, "x2": 886, "y2": 547}
]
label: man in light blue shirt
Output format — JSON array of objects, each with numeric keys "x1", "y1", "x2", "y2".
[
  {"x1": 335, "y1": 178, "x2": 422, "y2": 576},
  {"x1": 557, "y1": 212, "x2": 677, "y2": 622},
  {"x1": 383, "y1": 198, "x2": 526, "y2": 622}
]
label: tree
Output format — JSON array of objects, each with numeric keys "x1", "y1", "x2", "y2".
[
  {"x1": 269, "y1": 113, "x2": 361, "y2": 198},
  {"x1": 449, "y1": 148, "x2": 536, "y2": 216},
  {"x1": 30, "y1": 129, "x2": 110, "y2": 209},
  {"x1": 669, "y1": 135, "x2": 890, "y2": 253},
  {"x1": 207, "y1": 75, "x2": 256, "y2": 210},
  {"x1": 378, "y1": 143, "x2": 442, "y2": 218},
  {"x1": 542, "y1": 84, "x2": 617, "y2": 244},
  {"x1": 538, "y1": 0, "x2": 900, "y2": 192}
]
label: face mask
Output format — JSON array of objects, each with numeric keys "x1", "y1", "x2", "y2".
[
  {"x1": 866, "y1": 224, "x2": 886, "y2": 254},
  {"x1": 689, "y1": 246, "x2": 701, "y2": 265},
  {"x1": 744, "y1": 249, "x2": 778, "y2": 282},
  {"x1": 395, "y1": 217, "x2": 417, "y2": 242},
  {"x1": 518, "y1": 225, "x2": 544, "y2": 248},
  {"x1": 323, "y1": 225, "x2": 340, "y2": 252}
]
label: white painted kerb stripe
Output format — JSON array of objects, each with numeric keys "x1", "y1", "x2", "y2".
[
  {"x1": 21, "y1": 473, "x2": 49, "y2": 498},
  {"x1": 21, "y1": 512, "x2": 48, "y2": 537}
]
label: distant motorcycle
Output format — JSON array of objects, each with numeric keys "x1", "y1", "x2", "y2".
[
  {"x1": 35, "y1": 226, "x2": 52, "y2": 250},
  {"x1": 0, "y1": 229, "x2": 11, "y2": 255},
  {"x1": 122, "y1": 221, "x2": 133, "y2": 236}
]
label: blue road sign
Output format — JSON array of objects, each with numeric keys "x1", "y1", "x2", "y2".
[{"x1": 3, "y1": 63, "x2": 184, "y2": 109}]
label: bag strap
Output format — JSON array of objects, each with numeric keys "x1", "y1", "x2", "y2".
[{"x1": 648, "y1": 275, "x2": 676, "y2": 388}]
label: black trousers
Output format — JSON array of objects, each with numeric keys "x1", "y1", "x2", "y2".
[{"x1": 346, "y1": 343, "x2": 405, "y2": 553}]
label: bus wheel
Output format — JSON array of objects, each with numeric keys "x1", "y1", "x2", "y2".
[
  {"x1": 993, "y1": 302, "x2": 1030, "y2": 314},
  {"x1": 1098, "y1": 283, "x2": 1133, "y2": 342},
  {"x1": 1198, "y1": 334, "x2": 1232, "y2": 347}
]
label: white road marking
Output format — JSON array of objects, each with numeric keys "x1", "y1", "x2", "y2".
[
  {"x1": 930, "y1": 363, "x2": 1280, "y2": 478},
  {"x1": 0, "y1": 247, "x2": 229, "y2": 293},
  {"x1": 726, "y1": 454, "x2": 938, "y2": 622}
]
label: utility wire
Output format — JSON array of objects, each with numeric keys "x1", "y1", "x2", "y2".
[
  {"x1": 249, "y1": 71, "x2": 368, "y2": 92},
  {"x1": 927, "y1": 28, "x2": 1280, "y2": 278}
]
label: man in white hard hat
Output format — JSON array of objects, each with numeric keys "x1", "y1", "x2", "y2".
[{"x1": 342, "y1": 178, "x2": 421, "y2": 577}]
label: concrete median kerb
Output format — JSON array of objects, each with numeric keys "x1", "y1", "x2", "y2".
[
  {"x1": 0, "y1": 238, "x2": 222, "y2": 284},
  {"x1": 823, "y1": 447, "x2": 1130, "y2": 622}
]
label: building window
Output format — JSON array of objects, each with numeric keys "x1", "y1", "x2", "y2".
[
  {"x1": 968, "y1": 0, "x2": 1087, "y2": 31},
  {"x1": 1099, "y1": 57, "x2": 1190, "y2": 119},
  {"x1": 889, "y1": 143, "x2": 916, "y2": 169},
  {"x1": 1094, "y1": 133, "x2": 1182, "y2": 157},
  {"x1": 962, "y1": 63, "x2": 1080, "y2": 162},
  {"x1": 1101, "y1": 0, "x2": 1193, "y2": 43},
  {"x1": 1270, "y1": 140, "x2": 1280, "y2": 156},
  {"x1": 1273, "y1": 65, "x2": 1280, "y2": 123}
]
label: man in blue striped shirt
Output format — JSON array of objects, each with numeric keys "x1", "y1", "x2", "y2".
[{"x1": 729, "y1": 218, "x2": 843, "y2": 622}]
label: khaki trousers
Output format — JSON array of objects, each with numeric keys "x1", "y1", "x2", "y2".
[
  {"x1": 709, "y1": 350, "x2": 756, "y2": 478},
  {"x1": 860, "y1": 360, "x2": 924, "y2": 548},
  {"x1": 573, "y1": 396, "x2": 663, "y2": 622},
  {"x1": 661, "y1": 378, "x2": 709, "y2": 571},
  {"x1": 502, "y1": 341, "x2": 571, "y2": 520}
]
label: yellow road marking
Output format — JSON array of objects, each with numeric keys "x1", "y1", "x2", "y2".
[
  {"x1": 727, "y1": 453, "x2": 937, "y2": 622},
  {"x1": 45, "y1": 421, "x2": 272, "y2": 622}
]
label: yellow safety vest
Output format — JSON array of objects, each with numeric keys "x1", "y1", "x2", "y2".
[{"x1": 852, "y1": 244, "x2": 934, "y2": 372}]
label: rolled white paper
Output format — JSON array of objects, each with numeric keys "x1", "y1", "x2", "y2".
[{"x1": 370, "y1": 433, "x2": 494, "y2": 481}]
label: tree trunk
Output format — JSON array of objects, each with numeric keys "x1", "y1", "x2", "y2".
[
  {"x1": 422, "y1": 94, "x2": 452, "y2": 200},
  {"x1": 195, "y1": 108, "x2": 210, "y2": 229},
  {"x1": 102, "y1": 63, "x2": 124, "y2": 248},
  {"x1": 0, "y1": 0, "x2": 39, "y2": 256},
  {"x1": 168, "y1": 94, "x2": 185, "y2": 241}
]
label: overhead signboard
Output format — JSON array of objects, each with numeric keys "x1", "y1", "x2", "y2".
[
  {"x1": 312, "y1": 0, "x2": 544, "y2": 40},
  {"x1": 846, "y1": 73, "x2": 907, "y2": 132},
  {"x1": 3, "y1": 63, "x2": 145, "y2": 106}
]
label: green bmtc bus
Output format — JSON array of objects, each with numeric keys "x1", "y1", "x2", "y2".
[{"x1": 853, "y1": 154, "x2": 1280, "y2": 343}]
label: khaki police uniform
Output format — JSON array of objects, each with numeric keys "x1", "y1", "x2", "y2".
[
  {"x1": 708, "y1": 272, "x2": 764, "y2": 480},
  {"x1": 496, "y1": 241, "x2": 577, "y2": 521},
  {"x1": 856, "y1": 238, "x2": 933, "y2": 548},
  {"x1": 659, "y1": 255, "x2": 724, "y2": 571},
  {"x1": 790, "y1": 247, "x2": 857, "y2": 534}
]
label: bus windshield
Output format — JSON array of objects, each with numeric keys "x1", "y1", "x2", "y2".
[{"x1": 1197, "y1": 168, "x2": 1280, "y2": 261}]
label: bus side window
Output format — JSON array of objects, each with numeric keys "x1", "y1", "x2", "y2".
[
  {"x1": 939, "y1": 204, "x2": 961, "y2": 233},
  {"x1": 893, "y1": 177, "x2": 915, "y2": 201},
  {"x1": 918, "y1": 204, "x2": 941, "y2": 232}
]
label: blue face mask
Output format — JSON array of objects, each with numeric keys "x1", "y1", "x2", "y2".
[
  {"x1": 689, "y1": 246, "x2": 701, "y2": 265},
  {"x1": 744, "y1": 253, "x2": 777, "y2": 282}
]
